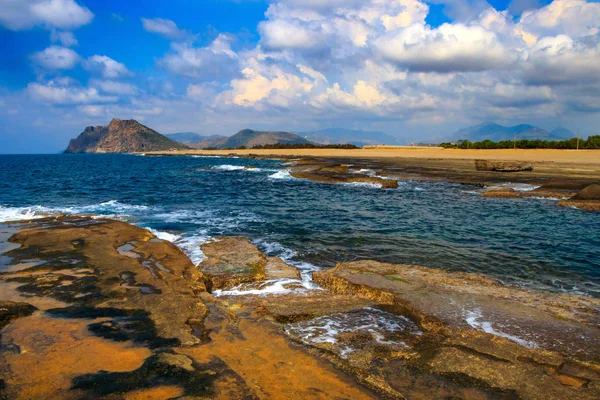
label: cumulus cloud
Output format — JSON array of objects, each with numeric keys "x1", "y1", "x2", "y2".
[
  {"x1": 0, "y1": 0, "x2": 93, "y2": 31},
  {"x1": 141, "y1": 18, "x2": 190, "y2": 40},
  {"x1": 523, "y1": 34, "x2": 600, "y2": 85},
  {"x1": 27, "y1": 79, "x2": 118, "y2": 105},
  {"x1": 83, "y1": 55, "x2": 133, "y2": 79},
  {"x1": 50, "y1": 30, "x2": 78, "y2": 47},
  {"x1": 31, "y1": 46, "x2": 80, "y2": 70},
  {"x1": 375, "y1": 23, "x2": 515, "y2": 72},
  {"x1": 90, "y1": 80, "x2": 139, "y2": 95},
  {"x1": 159, "y1": 34, "x2": 238, "y2": 79}
]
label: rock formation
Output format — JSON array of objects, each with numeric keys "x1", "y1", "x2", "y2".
[
  {"x1": 64, "y1": 118, "x2": 189, "y2": 153},
  {"x1": 475, "y1": 159, "x2": 534, "y2": 172},
  {"x1": 558, "y1": 183, "x2": 600, "y2": 211}
]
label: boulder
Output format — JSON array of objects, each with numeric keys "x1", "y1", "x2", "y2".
[
  {"x1": 481, "y1": 188, "x2": 520, "y2": 198},
  {"x1": 557, "y1": 183, "x2": 600, "y2": 211},
  {"x1": 265, "y1": 257, "x2": 301, "y2": 280},
  {"x1": 475, "y1": 160, "x2": 534, "y2": 172},
  {"x1": 199, "y1": 237, "x2": 268, "y2": 289}
]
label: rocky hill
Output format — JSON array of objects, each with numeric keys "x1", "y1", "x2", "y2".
[
  {"x1": 217, "y1": 129, "x2": 311, "y2": 149},
  {"x1": 299, "y1": 128, "x2": 401, "y2": 146},
  {"x1": 448, "y1": 123, "x2": 574, "y2": 142},
  {"x1": 65, "y1": 118, "x2": 189, "y2": 153}
]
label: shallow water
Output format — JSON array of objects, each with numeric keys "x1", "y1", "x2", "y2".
[{"x1": 1, "y1": 154, "x2": 598, "y2": 297}]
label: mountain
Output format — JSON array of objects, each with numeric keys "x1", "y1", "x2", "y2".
[
  {"x1": 550, "y1": 127, "x2": 576, "y2": 138},
  {"x1": 166, "y1": 132, "x2": 228, "y2": 149},
  {"x1": 447, "y1": 123, "x2": 574, "y2": 143},
  {"x1": 165, "y1": 132, "x2": 206, "y2": 144},
  {"x1": 217, "y1": 129, "x2": 311, "y2": 149},
  {"x1": 299, "y1": 128, "x2": 401, "y2": 147},
  {"x1": 64, "y1": 118, "x2": 190, "y2": 153}
]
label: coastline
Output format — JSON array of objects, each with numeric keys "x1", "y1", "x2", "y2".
[{"x1": 1, "y1": 216, "x2": 599, "y2": 398}]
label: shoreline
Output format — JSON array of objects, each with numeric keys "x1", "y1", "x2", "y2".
[{"x1": 1, "y1": 216, "x2": 600, "y2": 399}]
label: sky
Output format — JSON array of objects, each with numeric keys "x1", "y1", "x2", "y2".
[{"x1": 1, "y1": 0, "x2": 599, "y2": 153}]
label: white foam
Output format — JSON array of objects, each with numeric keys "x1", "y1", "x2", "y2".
[
  {"x1": 146, "y1": 228, "x2": 181, "y2": 243},
  {"x1": 285, "y1": 308, "x2": 422, "y2": 358},
  {"x1": 465, "y1": 309, "x2": 537, "y2": 348},
  {"x1": 268, "y1": 170, "x2": 295, "y2": 180},
  {"x1": 173, "y1": 232, "x2": 211, "y2": 266},
  {"x1": 213, "y1": 278, "x2": 304, "y2": 296},
  {"x1": 343, "y1": 182, "x2": 382, "y2": 189},
  {"x1": 486, "y1": 183, "x2": 540, "y2": 192},
  {"x1": 252, "y1": 239, "x2": 321, "y2": 289},
  {"x1": 211, "y1": 165, "x2": 246, "y2": 171},
  {"x1": 0, "y1": 205, "x2": 56, "y2": 222}
]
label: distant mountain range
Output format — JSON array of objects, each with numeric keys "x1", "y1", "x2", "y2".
[
  {"x1": 447, "y1": 123, "x2": 575, "y2": 143},
  {"x1": 65, "y1": 118, "x2": 189, "y2": 153},
  {"x1": 298, "y1": 128, "x2": 401, "y2": 147},
  {"x1": 167, "y1": 129, "x2": 311, "y2": 149},
  {"x1": 165, "y1": 132, "x2": 228, "y2": 149},
  {"x1": 167, "y1": 127, "x2": 401, "y2": 148}
]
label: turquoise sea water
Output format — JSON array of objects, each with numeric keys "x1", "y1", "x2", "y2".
[{"x1": 0, "y1": 154, "x2": 598, "y2": 297}]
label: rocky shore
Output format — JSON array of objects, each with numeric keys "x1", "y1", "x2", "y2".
[{"x1": 2, "y1": 216, "x2": 600, "y2": 399}]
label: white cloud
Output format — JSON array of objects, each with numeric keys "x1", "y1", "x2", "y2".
[
  {"x1": 375, "y1": 23, "x2": 515, "y2": 72},
  {"x1": 160, "y1": 34, "x2": 238, "y2": 79},
  {"x1": 83, "y1": 55, "x2": 133, "y2": 79},
  {"x1": 259, "y1": 19, "x2": 325, "y2": 50},
  {"x1": 519, "y1": 0, "x2": 600, "y2": 38},
  {"x1": 523, "y1": 35, "x2": 600, "y2": 85},
  {"x1": 0, "y1": 0, "x2": 93, "y2": 31},
  {"x1": 31, "y1": 46, "x2": 80, "y2": 70},
  {"x1": 141, "y1": 18, "x2": 190, "y2": 40},
  {"x1": 90, "y1": 80, "x2": 139, "y2": 95},
  {"x1": 28, "y1": 80, "x2": 118, "y2": 105},
  {"x1": 50, "y1": 30, "x2": 78, "y2": 47}
]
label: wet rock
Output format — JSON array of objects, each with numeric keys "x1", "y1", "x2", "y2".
[
  {"x1": 258, "y1": 292, "x2": 377, "y2": 323},
  {"x1": 481, "y1": 188, "x2": 520, "y2": 198},
  {"x1": 265, "y1": 257, "x2": 301, "y2": 280},
  {"x1": 0, "y1": 301, "x2": 37, "y2": 329},
  {"x1": 558, "y1": 183, "x2": 600, "y2": 211},
  {"x1": 3, "y1": 217, "x2": 209, "y2": 347},
  {"x1": 312, "y1": 260, "x2": 600, "y2": 398},
  {"x1": 475, "y1": 159, "x2": 534, "y2": 172},
  {"x1": 291, "y1": 171, "x2": 399, "y2": 189},
  {"x1": 199, "y1": 237, "x2": 267, "y2": 289}
]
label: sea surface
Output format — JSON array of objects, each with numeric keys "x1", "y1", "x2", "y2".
[{"x1": 1, "y1": 154, "x2": 599, "y2": 297}]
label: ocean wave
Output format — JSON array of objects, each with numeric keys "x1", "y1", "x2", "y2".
[
  {"x1": 0, "y1": 201, "x2": 151, "y2": 223},
  {"x1": 0, "y1": 205, "x2": 56, "y2": 222},
  {"x1": 268, "y1": 170, "x2": 295, "y2": 180},
  {"x1": 486, "y1": 183, "x2": 540, "y2": 192},
  {"x1": 253, "y1": 238, "x2": 321, "y2": 289},
  {"x1": 146, "y1": 228, "x2": 181, "y2": 243},
  {"x1": 173, "y1": 232, "x2": 211, "y2": 266},
  {"x1": 343, "y1": 182, "x2": 382, "y2": 189},
  {"x1": 211, "y1": 165, "x2": 246, "y2": 171}
]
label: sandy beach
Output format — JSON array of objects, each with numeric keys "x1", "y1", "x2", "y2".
[{"x1": 146, "y1": 148, "x2": 600, "y2": 165}]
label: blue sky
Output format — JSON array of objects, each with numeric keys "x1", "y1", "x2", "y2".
[{"x1": 1, "y1": 0, "x2": 599, "y2": 153}]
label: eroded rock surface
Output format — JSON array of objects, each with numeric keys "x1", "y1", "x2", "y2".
[
  {"x1": 289, "y1": 160, "x2": 399, "y2": 188},
  {"x1": 199, "y1": 237, "x2": 300, "y2": 289},
  {"x1": 311, "y1": 260, "x2": 600, "y2": 399},
  {"x1": 475, "y1": 159, "x2": 534, "y2": 172},
  {"x1": 1, "y1": 219, "x2": 375, "y2": 399}
]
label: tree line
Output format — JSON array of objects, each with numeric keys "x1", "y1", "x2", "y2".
[{"x1": 440, "y1": 136, "x2": 600, "y2": 150}]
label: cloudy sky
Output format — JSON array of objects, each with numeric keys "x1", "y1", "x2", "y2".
[{"x1": 1, "y1": 0, "x2": 599, "y2": 153}]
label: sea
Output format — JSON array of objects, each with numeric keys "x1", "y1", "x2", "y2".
[{"x1": 1, "y1": 154, "x2": 598, "y2": 298}]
